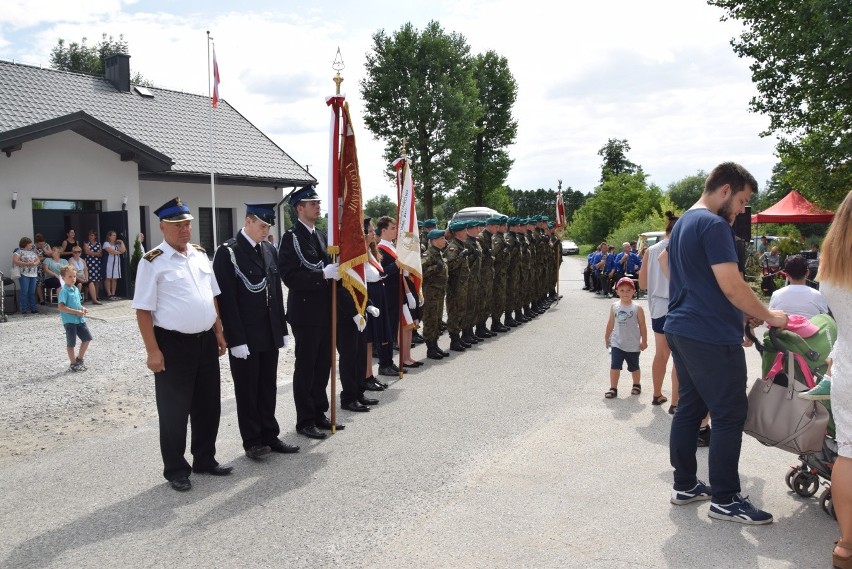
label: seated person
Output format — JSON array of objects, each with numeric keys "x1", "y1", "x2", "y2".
[
  {"x1": 42, "y1": 246, "x2": 68, "y2": 299},
  {"x1": 597, "y1": 245, "x2": 617, "y2": 296},
  {"x1": 588, "y1": 241, "x2": 608, "y2": 292},
  {"x1": 769, "y1": 255, "x2": 830, "y2": 319},
  {"x1": 583, "y1": 245, "x2": 601, "y2": 290},
  {"x1": 760, "y1": 245, "x2": 782, "y2": 295},
  {"x1": 615, "y1": 241, "x2": 642, "y2": 278}
]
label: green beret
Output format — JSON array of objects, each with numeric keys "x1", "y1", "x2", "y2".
[
  {"x1": 548, "y1": 221, "x2": 555, "y2": 228},
  {"x1": 427, "y1": 228, "x2": 446, "y2": 240},
  {"x1": 540, "y1": 215, "x2": 549, "y2": 222},
  {"x1": 485, "y1": 216, "x2": 500, "y2": 224},
  {"x1": 500, "y1": 215, "x2": 509, "y2": 223},
  {"x1": 449, "y1": 220, "x2": 467, "y2": 232},
  {"x1": 423, "y1": 218, "x2": 438, "y2": 228},
  {"x1": 417, "y1": 220, "x2": 424, "y2": 228},
  {"x1": 507, "y1": 217, "x2": 518, "y2": 227}
]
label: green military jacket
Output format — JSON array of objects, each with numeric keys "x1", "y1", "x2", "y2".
[{"x1": 421, "y1": 244, "x2": 448, "y2": 290}]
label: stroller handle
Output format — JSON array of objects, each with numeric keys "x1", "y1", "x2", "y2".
[
  {"x1": 745, "y1": 325, "x2": 763, "y2": 354},
  {"x1": 745, "y1": 325, "x2": 784, "y2": 355}
]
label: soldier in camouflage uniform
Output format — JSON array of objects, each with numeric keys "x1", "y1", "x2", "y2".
[
  {"x1": 534, "y1": 216, "x2": 551, "y2": 313},
  {"x1": 477, "y1": 216, "x2": 499, "y2": 337},
  {"x1": 548, "y1": 221, "x2": 562, "y2": 300},
  {"x1": 515, "y1": 219, "x2": 532, "y2": 322},
  {"x1": 444, "y1": 220, "x2": 471, "y2": 352},
  {"x1": 462, "y1": 221, "x2": 484, "y2": 344},
  {"x1": 504, "y1": 218, "x2": 523, "y2": 326},
  {"x1": 420, "y1": 218, "x2": 437, "y2": 254},
  {"x1": 490, "y1": 215, "x2": 511, "y2": 333},
  {"x1": 421, "y1": 228, "x2": 450, "y2": 360}
]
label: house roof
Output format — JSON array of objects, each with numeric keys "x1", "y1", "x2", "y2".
[{"x1": 0, "y1": 59, "x2": 316, "y2": 187}]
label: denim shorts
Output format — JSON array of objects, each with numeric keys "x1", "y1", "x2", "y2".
[
  {"x1": 651, "y1": 315, "x2": 667, "y2": 334},
  {"x1": 64, "y1": 322, "x2": 93, "y2": 347},
  {"x1": 610, "y1": 346, "x2": 640, "y2": 371}
]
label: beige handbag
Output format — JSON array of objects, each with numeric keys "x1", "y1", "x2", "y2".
[{"x1": 744, "y1": 351, "x2": 830, "y2": 455}]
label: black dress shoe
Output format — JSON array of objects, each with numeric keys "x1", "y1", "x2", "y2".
[
  {"x1": 365, "y1": 377, "x2": 385, "y2": 391},
  {"x1": 342, "y1": 400, "x2": 370, "y2": 412},
  {"x1": 193, "y1": 464, "x2": 233, "y2": 475},
  {"x1": 403, "y1": 361, "x2": 423, "y2": 368},
  {"x1": 358, "y1": 396, "x2": 379, "y2": 406},
  {"x1": 378, "y1": 365, "x2": 399, "y2": 377},
  {"x1": 267, "y1": 439, "x2": 300, "y2": 453},
  {"x1": 169, "y1": 477, "x2": 191, "y2": 492},
  {"x1": 373, "y1": 377, "x2": 389, "y2": 389},
  {"x1": 315, "y1": 416, "x2": 345, "y2": 430},
  {"x1": 245, "y1": 445, "x2": 272, "y2": 459},
  {"x1": 297, "y1": 425, "x2": 328, "y2": 439},
  {"x1": 437, "y1": 347, "x2": 450, "y2": 357}
]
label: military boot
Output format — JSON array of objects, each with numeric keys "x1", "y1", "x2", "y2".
[
  {"x1": 437, "y1": 344, "x2": 451, "y2": 357},
  {"x1": 523, "y1": 306, "x2": 535, "y2": 319},
  {"x1": 412, "y1": 330, "x2": 425, "y2": 345},
  {"x1": 449, "y1": 334, "x2": 467, "y2": 352},
  {"x1": 462, "y1": 328, "x2": 479, "y2": 344},
  {"x1": 515, "y1": 310, "x2": 529, "y2": 323},
  {"x1": 491, "y1": 319, "x2": 509, "y2": 333},
  {"x1": 426, "y1": 341, "x2": 444, "y2": 360},
  {"x1": 504, "y1": 315, "x2": 519, "y2": 327},
  {"x1": 474, "y1": 323, "x2": 492, "y2": 339}
]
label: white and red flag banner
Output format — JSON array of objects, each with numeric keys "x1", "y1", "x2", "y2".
[
  {"x1": 555, "y1": 189, "x2": 566, "y2": 227},
  {"x1": 393, "y1": 156, "x2": 422, "y2": 330},
  {"x1": 211, "y1": 44, "x2": 220, "y2": 108},
  {"x1": 336, "y1": 103, "x2": 368, "y2": 321}
]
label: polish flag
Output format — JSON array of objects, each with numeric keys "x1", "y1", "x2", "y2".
[{"x1": 212, "y1": 45, "x2": 220, "y2": 108}]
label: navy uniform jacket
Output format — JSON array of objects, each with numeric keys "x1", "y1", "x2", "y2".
[
  {"x1": 278, "y1": 222, "x2": 332, "y2": 327},
  {"x1": 213, "y1": 231, "x2": 287, "y2": 352}
]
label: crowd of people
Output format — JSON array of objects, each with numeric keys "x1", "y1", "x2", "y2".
[
  {"x1": 582, "y1": 240, "x2": 643, "y2": 297},
  {"x1": 131, "y1": 192, "x2": 564, "y2": 492},
  {"x1": 10, "y1": 228, "x2": 128, "y2": 313}
]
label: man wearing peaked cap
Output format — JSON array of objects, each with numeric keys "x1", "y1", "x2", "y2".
[
  {"x1": 213, "y1": 203, "x2": 300, "y2": 459},
  {"x1": 132, "y1": 197, "x2": 230, "y2": 491},
  {"x1": 278, "y1": 185, "x2": 344, "y2": 439}
]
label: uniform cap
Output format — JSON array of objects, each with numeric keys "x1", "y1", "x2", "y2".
[
  {"x1": 423, "y1": 218, "x2": 438, "y2": 228},
  {"x1": 448, "y1": 220, "x2": 467, "y2": 232},
  {"x1": 485, "y1": 216, "x2": 502, "y2": 225},
  {"x1": 288, "y1": 185, "x2": 321, "y2": 206},
  {"x1": 246, "y1": 203, "x2": 276, "y2": 226},
  {"x1": 154, "y1": 197, "x2": 193, "y2": 222},
  {"x1": 427, "y1": 228, "x2": 446, "y2": 240}
]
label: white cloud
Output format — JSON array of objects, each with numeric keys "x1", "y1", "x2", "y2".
[{"x1": 1, "y1": 0, "x2": 128, "y2": 29}]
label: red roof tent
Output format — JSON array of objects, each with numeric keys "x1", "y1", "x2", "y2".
[{"x1": 751, "y1": 190, "x2": 835, "y2": 224}]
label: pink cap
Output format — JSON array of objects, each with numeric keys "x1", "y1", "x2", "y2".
[
  {"x1": 785, "y1": 314, "x2": 819, "y2": 338},
  {"x1": 615, "y1": 277, "x2": 635, "y2": 290}
]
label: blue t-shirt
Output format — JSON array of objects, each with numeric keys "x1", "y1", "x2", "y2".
[
  {"x1": 663, "y1": 208, "x2": 743, "y2": 345},
  {"x1": 58, "y1": 284, "x2": 85, "y2": 324}
]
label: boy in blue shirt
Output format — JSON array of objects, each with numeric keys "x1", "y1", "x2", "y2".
[{"x1": 58, "y1": 265, "x2": 93, "y2": 372}]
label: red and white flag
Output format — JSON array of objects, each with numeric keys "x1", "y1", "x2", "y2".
[
  {"x1": 393, "y1": 156, "x2": 422, "y2": 329},
  {"x1": 211, "y1": 44, "x2": 221, "y2": 108},
  {"x1": 555, "y1": 189, "x2": 566, "y2": 228}
]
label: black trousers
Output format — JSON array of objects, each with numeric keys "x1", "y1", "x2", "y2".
[
  {"x1": 229, "y1": 349, "x2": 280, "y2": 449},
  {"x1": 153, "y1": 327, "x2": 221, "y2": 481},
  {"x1": 337, "y1": 320, "x2": 366, "y2": 405},
  {"x1": 290, "y1": 324, "x2": 331, "y2": 429}
]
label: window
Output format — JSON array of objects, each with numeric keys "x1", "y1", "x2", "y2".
[
  {"x1": 199, "y1": 207, "x2": 233, "y2": 253},
  {"x1": 32, "y1": 199, "x2": 102, "y2": 211}
]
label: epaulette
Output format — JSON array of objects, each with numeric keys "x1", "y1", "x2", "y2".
[
  {"x1": 191, "y1": 243, "x2": 206, "y2": 253},
  {"x1": 143, "y1": 248, "x2": 163, "y2": 262}
]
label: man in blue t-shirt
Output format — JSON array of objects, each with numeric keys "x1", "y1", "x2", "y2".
[{"x1": 664, "y1": 162, "x2": 787, "y2": 525}]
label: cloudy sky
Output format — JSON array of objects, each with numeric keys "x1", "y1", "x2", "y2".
[{"x1": 0, "y1": 0, "x2": 779, "y2": 203}]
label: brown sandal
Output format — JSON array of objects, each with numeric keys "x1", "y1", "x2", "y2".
[
  {"x1": 834, "y1": 540, "x2": 852, "y2": 569},
  {"x1": 652, "y1": 394, "x2": 668, "y2": 405},
  {"x1": 605, "y1": 388, "x2": 617, "y2": 399},
  {"x1": 631, "y1": 384, "x2": 641, "y2": 395}
]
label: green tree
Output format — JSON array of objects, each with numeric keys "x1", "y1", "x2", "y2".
[
  {"x1": 708, "y1": 0, "x2": 851, "y2": 203},
  {"x1": 361, "y1": 21, "x2": 481, "y2": 218},
  {"x1": 570, "y1": 172, "x2": 661, "y2": 245},
  {"x1": 666, "y1": 170, "x2": 707, "y2": 210},
  {"x1": 460, "y1": 51, "x2": 518, "y2": 207},
  {"x1": 364, "y1": 194, "x2": 398, "y2": 220},
  {"x1": 597, "y1": 138, "x2": 639, "y2": 181},
  {"x1": 50, "y1": 33, "x2": 153, "y2": 86}
]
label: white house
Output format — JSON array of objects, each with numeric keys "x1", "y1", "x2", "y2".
[{"x1": 0, "y1": 54, "x2": 315, "y2": 297}]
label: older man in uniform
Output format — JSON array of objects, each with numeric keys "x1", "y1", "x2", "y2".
[
  {"x1": 278, "y1": 186, "x2": 343, "y2": 440},
  {"x1": 444, "y1": 220, "x2": 471, "y2": 351},
  {"x1": 213, "y1": 203, "x2": 300, "y2": 459},
  {"x1": 421, "y1": 228, "x2": 450, "y2": 359},
  {"x1": 132, "y1": 197, "x2": 230, "y2": 492}
]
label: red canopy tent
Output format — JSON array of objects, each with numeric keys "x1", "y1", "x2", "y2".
[{"x1": 751, "y1": 190, "x2": 835, "y2": 224}]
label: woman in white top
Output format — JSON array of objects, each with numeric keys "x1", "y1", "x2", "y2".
[
  {"x1": 102, "y1": 230, "x2": 126, "y2": 300},
  {"x1": 638, "y1": 211, "x2": 679, "y2": 412},
  {"x1": 12, "y1": 236, "x2": 40, "y2": 314}
]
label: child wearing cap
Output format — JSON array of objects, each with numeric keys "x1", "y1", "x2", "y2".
[
  {"x1": 604, "y1": 277, "x2": 647, "y2": 399},
  {"x1": 58, "y1": 265, "x2": 93, "y2": 372}
]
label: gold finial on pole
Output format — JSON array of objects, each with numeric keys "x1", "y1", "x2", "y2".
[
  {"x1": 332, "y1": 47, "x2": 345, "y2": 94},
  {"x1": 401, "y1": 136, "x2": 408, "y2": 158}
]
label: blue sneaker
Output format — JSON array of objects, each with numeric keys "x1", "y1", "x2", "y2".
[
  {"x1": 708, "y1": 494, "x2": 773, "y2": 525},
  {"x1": 671, "y1": 481, "x2": 712, "y2": 505}
]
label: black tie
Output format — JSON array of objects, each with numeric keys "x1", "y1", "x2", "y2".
[{"x1": 312, "y1": 231, "x2": 322, "y2": 253}]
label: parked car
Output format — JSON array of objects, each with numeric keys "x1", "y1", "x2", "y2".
[{"x1": 561, "y1": 240, "x2": 579, "y2": 255}]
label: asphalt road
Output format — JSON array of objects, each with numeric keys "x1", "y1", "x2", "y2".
[{"x1": 0, "y1": 255, "x2": 840, "y2": 568}]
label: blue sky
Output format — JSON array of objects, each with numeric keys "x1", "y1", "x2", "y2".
[{"x1": 0, "y1": 0, "x2": 779, "y2": 204}]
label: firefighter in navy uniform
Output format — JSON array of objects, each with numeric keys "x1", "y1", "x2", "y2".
[{"x1": 213, "y1": 203, "x2": 300, "y2": 459}]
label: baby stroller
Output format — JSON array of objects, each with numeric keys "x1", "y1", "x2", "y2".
[{"x1": 748, "y1": 313, "x2": 837, "y2": 518}]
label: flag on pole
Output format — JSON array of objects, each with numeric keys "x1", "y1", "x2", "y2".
[
  {"x1": 336, "y1": 103, "x2": 369, "y2": 322},
  {"x1": 393, "y1": 156, "x2": 423, "y2": 329},
  {"x1": 325, "y1": 94, "x2": 345, "y2": 253},
  {"x1": 555, "y1": 189, "x2": 566, "y2": 228},
  {"x1": 211, "y1": 44, "x2": 221, "y2": 108}
]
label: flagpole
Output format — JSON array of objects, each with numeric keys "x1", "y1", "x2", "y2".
[
  {"x1": 328, "y1": 52, "x2": 345, "y2": 433},
  {"x1": 396, "y1": 143, "x2": 406, "y2": 379},
  {"x1": 207, "y1": 31, "x2": 217, "y2": 249},
  {"x1": 556, "y1": 180, "x2": 562, "y2": 302}
]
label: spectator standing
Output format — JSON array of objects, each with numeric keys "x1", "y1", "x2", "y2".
[
  {"x1": 665, "y1": 162, "x2": 787, "y2": 525},
  {"x1": 33, "y1": 233, "x2": 52, "y2": 305},
  {"x1": 57, "y1": 265, "x2": 92, "y2": 372},
  {"x1": 363, "y1": 217, "x2": 392, "y2": 388},
  {"x1": 60, "y1": 228, "x2": 78, "y2": 259},
  {"x1": 769, "y1": 254, "x2": 830, "y2": 318},
  {"x1": 102, "y1": 230, "x2": 126, "y2": 299},
  {"x1": 83, "y1": 230, "x2": 103, "y2": 304},
  {"x1": 12, "y1": 236, "x2": 40, "y2": 314}
]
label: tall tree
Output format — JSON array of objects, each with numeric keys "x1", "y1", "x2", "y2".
[
  {"x1": 361, "y1": 21, "x2": 481, "y2": 218},
  {"x1": 666, "y1": 170, "x2": 707, "y2": 210},
  {"x1": 570, "y1": 172, "x2": 661, "y2": 245},
  {"x1": 364, "y1": 194, "x2": 398, "y2": 220},
  {"x1": 708, "y1": 0, "x2": 851, "y2": 204},
  {"x1": 50, "y1": 33, "x2": 153, "y2": 86},
  {"x1": 461, "y1": 51, "x2": 518, "y2": 207},
  {"x1": 597, "y1": 138, "x2": 639, "y2": 181}
]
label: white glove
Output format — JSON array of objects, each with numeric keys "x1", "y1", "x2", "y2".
[
  {"x1": 322, "y1": 263, "x2": 340, "y2": 280},
  {"x1": 406, "y1": 292, "x2": 416, "y2": 309},
  {"x1": 230, "y1": 344, "x2": 250, "y2": 359},
  {"x1": 353, "y1": 314, "x2": 366, "y2": 332},
  {"x1": 366, "y1": 306, "x2": 380, "y2": 318},
  {"x1": 282, "y1": 336, "x2": 289, "y2": 348}
]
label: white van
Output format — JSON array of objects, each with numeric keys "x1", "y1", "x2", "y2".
[
  {"x1": 450, "y1": 206, "x2": 503, "y2": 224},
  {"x1": 637, "y1": 231, "x2": 665, "y2": 253}
]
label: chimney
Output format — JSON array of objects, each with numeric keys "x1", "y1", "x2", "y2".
[{"x1": 104, "y1": 53, "x2": 131, "y2": 92}]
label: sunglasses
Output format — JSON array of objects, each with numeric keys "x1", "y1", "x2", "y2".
[{"x1": 73, "y1": 250, "x2": 82, "y2": 254}]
